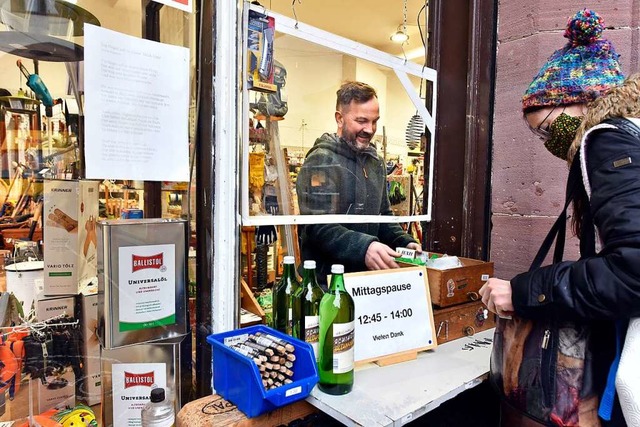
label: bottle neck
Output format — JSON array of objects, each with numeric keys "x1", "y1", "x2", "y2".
[
  {"x1": 329, "y1": 273, "x2": 346, "y2": 292},
  {"x1": 303, "y1": 268, "x2": 318, "y2": 285},
  {"x1": 282, "y1": 263, "x2": 296, "y2": 279}
]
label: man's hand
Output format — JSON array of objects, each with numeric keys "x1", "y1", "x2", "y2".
[
  {"x1": 406, "y1": 242, "x2": 422, "y2": 252},
  {"x1": 365, "y1": 241, "x2": 401, "y2": 270},
  {"x1": 479, "y1": 278, "x2": 515, "y2": 318}
]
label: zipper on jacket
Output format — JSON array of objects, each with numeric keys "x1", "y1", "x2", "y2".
[
  {"x1": 541, "y1": 329, "x2": 550, "y2": 349},
  {"x1": 540, "y1": 326, "x2": 556, "y2": 409},
  {"x1": 362, "y1": 167, "x2": 368, "y2": 178}
]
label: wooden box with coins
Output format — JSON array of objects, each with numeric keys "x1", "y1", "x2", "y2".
[
  {"x1": 425, "y1": 254, "x2": 494, "y2": 308},
  {"x1": 432, "y1": 300, "x2": 496, "y2": 345},
  {"x1": 44, "y1": 179, "x2": 99, "y2": 296}
]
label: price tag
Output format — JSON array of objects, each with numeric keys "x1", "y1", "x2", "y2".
[{"x1": 344, "y1": 266, "x2": 436, "y2": 362}]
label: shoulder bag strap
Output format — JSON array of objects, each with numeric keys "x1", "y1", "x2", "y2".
[{"x1": 529, "y1": 155, "x2": 583, "y2": 271}]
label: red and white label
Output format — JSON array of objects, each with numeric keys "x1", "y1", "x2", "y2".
[
  {"x1": 132, "y1": 253, "x2": 164, "y2": 272},
  {"x1": 124, "y1": 371, "x2": 155, "y2": 389},
  {"x1": 152, "y1": 0, "x2": 192, "y2": 12}
]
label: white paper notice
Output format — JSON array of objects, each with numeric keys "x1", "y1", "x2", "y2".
[
  {"x1": 344, "y1": 267, "x2": 435, "y2": 362},
  {"x1": 84, "y1": 25, "x2": 189, "y2": 182},
  {"x1": 118, "y1": 244, "x2": 176, "y2": 332},
  {"x1": 153, "y1": 0, "x2": 192, "y2": 13}
]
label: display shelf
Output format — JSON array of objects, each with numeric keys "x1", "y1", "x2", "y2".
[
  {"x1": 99, "y1": 181, "x2": 144, "y2": 219},
  {"x1": 306, "y1": 328, "x2": 494, "y2": 426}
]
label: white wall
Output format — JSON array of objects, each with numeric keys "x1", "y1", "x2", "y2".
[
  {"x1": 272, "y1": 35, "x2": 420, "y2": 165},
  {"x1": 271, "y1": 34, "x2": 343, "y2": 161}
]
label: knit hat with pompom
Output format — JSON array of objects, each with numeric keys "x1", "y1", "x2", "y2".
[{"x1": 522, "y1": 9, "x2": 624, "y2": 112}]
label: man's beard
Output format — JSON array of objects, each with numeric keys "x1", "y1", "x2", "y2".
[{"x1": 342, "y1": 130, "x2": 373, "y2": 151}]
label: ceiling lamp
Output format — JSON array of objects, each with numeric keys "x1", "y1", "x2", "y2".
[
  {"x1": 0, "y1": 0, "x2": 100, "y2": 61},
  {"x1": 390, "y1": 0, "x2": 409, "y2": 44},
  {"x1": 390, "y1": 27, "x2": 409, "y2": 43}
]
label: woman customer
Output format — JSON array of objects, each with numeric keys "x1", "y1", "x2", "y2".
[{"x1": 480, "y1": 9, "x2": 637, "y2": 427}]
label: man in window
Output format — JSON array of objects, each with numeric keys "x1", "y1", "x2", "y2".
[{"x1": 296, "y1": 81, "x2": 421, "y2": 288}]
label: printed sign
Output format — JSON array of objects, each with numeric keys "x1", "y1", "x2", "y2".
[
  {"x1": 152, "y1": 0, "x2": 192, "y2": 13},
  {"x1": 118, "y1": 244, "x2": 176, "y2": 331},
  {"x1": 112, "y1": 363, "x2": 167, "y2": 427},
  {"x1": 344, "y1": 266, "x2": 436, "y2": 362}
]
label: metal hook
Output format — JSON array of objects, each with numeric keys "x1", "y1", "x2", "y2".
[{"x1": 291, "y1": 0, "x2": 301, "y2": 29}]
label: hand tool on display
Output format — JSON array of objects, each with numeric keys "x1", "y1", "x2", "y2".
[
  {"x1": 28, "y1": 199, "x2": 43, "y2": 242},
  {"x1": 17, "y1": 60, "x2": 63, "y2": 157},
  {"x1": 255, "y1": 225, "x2": 277, "y2": 246},
  {"x1": 16, "y1": 60, "x2": 62, "y2": 118},
  {"x1": 254, "y1": 225, "x2": 277, "y2": 291},
  {"x1": 12, "y1": 175, "x2": 34, "y2": 218},
  {"x1": 0, "y1": 162, "x2": 25, "y2": 217}
]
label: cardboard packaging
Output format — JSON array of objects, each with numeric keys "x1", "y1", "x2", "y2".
[
  {"x1": 44, "y1": 180, "x2": 99, "y2": 296},
  {"x1": 31, "y1": 368, "x2": 76, "y2": 413},
  {"x1": 36, "y1": 295, "x2": 75, "y2": 321},
  {"x1": 78, "y1": 293, "x2": 101, "y2": 406}
]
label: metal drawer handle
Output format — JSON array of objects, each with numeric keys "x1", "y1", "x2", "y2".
[
  {"x1": 467, "y1": 291, "x2": 480, "y2": 301},
  {"x1": 463, "y1": 326, "x2": 476, "y2": 336}
]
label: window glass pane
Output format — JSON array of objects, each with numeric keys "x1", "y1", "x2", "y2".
[{"x1": 245, "y1": 28, "x2": 429, "y2": 223}]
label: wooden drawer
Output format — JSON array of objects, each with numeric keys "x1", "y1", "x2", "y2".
[
  {"x1": 426, "y1": 255, "x2": 493, "y2": 307},
  {"x1": 432, "y1": 300, "x2": 496, "y2": 344}
]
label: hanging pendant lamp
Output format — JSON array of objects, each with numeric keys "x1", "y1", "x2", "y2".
[
  {"x1": 0, "y1": 0, "x2": 100, "y2": 62},
  {"x1": 405, "y1": 113, "x2": 424, "y2": 150}
]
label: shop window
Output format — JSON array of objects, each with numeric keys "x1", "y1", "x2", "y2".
[
  {"x1": 0, "y1": 0, "x2": 197, "y2": 421},
  {"x1": 241, "y1": 5, "x2": 436, "y2": 229}
]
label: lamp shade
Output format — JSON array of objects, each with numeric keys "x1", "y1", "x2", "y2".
[
  {"x1": 390, "y1": 30, "x2": 409, "y2": 43},
  {"x1": 0, "y1": 0, "x2": 100, "y2": 36},
  {"x1": 0, "y1": 0, "x2": 100, "y2": 61}
]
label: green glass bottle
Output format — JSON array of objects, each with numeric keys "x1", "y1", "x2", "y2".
[
  {"x1": 293, "y1": 260, "x2": 325, "y2": 358},
  {"x1": 271, "y1": 255, "x2": 300, "y2": 335},
  {"x1": 318, "y1": 264, "x2": 355, "y2": 395}
]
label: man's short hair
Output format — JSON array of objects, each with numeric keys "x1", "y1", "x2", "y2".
[{"x1": 336, "y1": 81, "x2": 377, "y2": 111}]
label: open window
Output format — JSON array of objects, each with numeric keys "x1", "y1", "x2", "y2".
[{"x1": 241, "y1": 3, "x2": 437, "y2": 228}]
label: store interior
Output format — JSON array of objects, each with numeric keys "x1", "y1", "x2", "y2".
[{"x1": 0, "y1": 0, "x2": 434, "y2": 424}]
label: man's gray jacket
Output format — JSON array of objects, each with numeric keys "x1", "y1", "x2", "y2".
[{"x1": 296, "y1": 133, "x2": 417, "y2": 286}]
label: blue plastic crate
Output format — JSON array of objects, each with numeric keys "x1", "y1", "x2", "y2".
[{"x1": 207, "y1": 325, "x2": 319, "y2": 418}]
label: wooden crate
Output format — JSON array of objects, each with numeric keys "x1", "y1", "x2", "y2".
[
  {"x1": 426, "y1": 255, "x2": 493, "y2": 307},
  {"x1": 1, "y1": 226, "x2": 42, "y2": 251},
  {"x1": 432, "y1": 300, "x2": 496, "y2": 344}
]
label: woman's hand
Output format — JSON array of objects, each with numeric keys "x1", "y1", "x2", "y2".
[{"x1": 479, "y1": 278, "x2": 515, "y2": 318}]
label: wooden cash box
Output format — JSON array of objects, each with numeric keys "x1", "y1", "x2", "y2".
[
  {"x1": 424, "y1": 254, "x2": 494, "y2": 308},
  {"x1": 398, "y1": 253, "x2": 493, "y2": 307},
  {"x1": 432, "y1": 300, "x2": 496, "y2": 344}
]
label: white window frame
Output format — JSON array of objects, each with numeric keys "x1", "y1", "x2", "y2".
[{"x1": 240, "y1": 2, "x2": 437, "y2": 227}]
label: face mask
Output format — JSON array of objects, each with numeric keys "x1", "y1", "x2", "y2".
[{"x1": 544, "y1": 113, "x2": 583, "y2": 160}]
